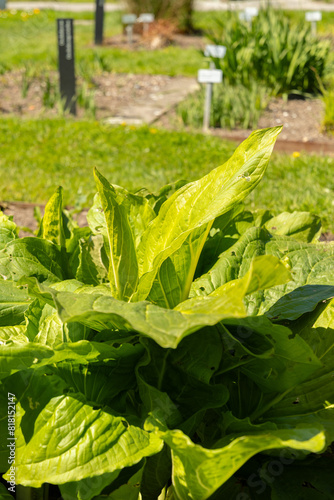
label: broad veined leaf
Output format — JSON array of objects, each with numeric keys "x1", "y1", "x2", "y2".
[
  {"x1": 95, "y1": 468, "x2": 143, "y2": 500},
  {"x1": 0, "y1": 340, "x2": 144, "y2": 379},
  {"x1": 140, "y1": 445, "x2": 172, "y2": 500},
  {"x1": 191, "y1": 226, "x2": 334, "y2": 318},
  {"x1": 0, "y1": 212, "x2": 18, "y2": 251},
  {"x1": 6, "y1": 394, "x2": 163, "y2": 487},
  {"x1": 264, "y1": 211, "x2": 322, "y2": 243},
  {"x1": 222, "y1": 316, "x2": 321, "y2": 393},
  {"x1": 55, "y1": 350, "x2": 143, "y2": 405},
  {"x1": 38, "y1": 186, "x2": 66, "y2": 248},
  {"x1": 195, "y1": 207, "x2": 270, "y2": 277},
  {"x1": 297, "y1": 298, "x2": 334, "y2": 367},
  {"x1": 0, "y1": 325, "x2": 28, "y2": 344},
  {"x1": 60, "y1": 472, "x2": 121, "y2": 500},
  {"x1": 23, "y1": 273, "x2": 253, "y2": 348},
  {"x1": 147, "y1": 206, "x2": 242, "y2": 308},
  {"x1": 266, "y1": 284, "x2": 334, "y2": 321},
  {"x1": 0, "y1": 238, "x2": 66, "y2": 283},
  {"x1": 76, "y1": 234, "x2": 108, "y2": 286},
  {"x1": 136, "y1": 341, "x2": 183, "y2": 428},
  {"x1": 87, "y1": 189, "x2": 156, "y2": 250},
  {"x1": 268, "y1": 457, "x2": 334, "y2": 499},
  {"x1": 268, "y1": 406, "x2": 334, "y2": 447},
  {"x1": 183, "y1": 255, "x2": 291, "y2": 314},
  {"x1": 133, "y1": 127, "x2": 282, "y2": 302},
  {"x1": 264, "y1": 299, "x2": 334, "y2": 419},
  {"x1": 145, "y1": 416, "x2": 326, "y2": 500},
  {"x1": 24, "y1": 256, "x2": 290, "y2": 349},
  {"x1": 138, "y1": 338, "x2": 228, "y2": 425},
  {"x1": 94, "y1": 169, "x2": 139, "y2": 301},
  {"x1": 0, "y1": 367, "x2": 67, "y2": 443},
  {"x1": 66, "y1": 226, "x2": 92, "y2": 278},
  {"x1": 0, "y1": 281, "x2": 31, "y2": 326},
  {"x1": 215, "y1": 321, "x2": 275, "y2": 377}
]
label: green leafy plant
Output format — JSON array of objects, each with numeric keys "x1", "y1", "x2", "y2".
[
  {"x1": 211, "y1": 8, "x2": 330, "y2": 96},
  {"x1": 178, "y1": 82, "x2": 269, "y2": 130},
  {"x1": 0, "y1": 127, "x2": 334, "y2": 499}
]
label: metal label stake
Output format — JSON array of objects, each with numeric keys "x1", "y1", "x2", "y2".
[
  {"x1": 305, "y1": 11, "x2": 322, "y2": 35},
  {"x1": 198, "y1": 66, "x2": 223, "y2": 132},
  {"x1": 199, "y1": 45, "x2": 226, "y2": 132},
  {"x1": 94, "y1": 0, "x2": 104, "y2": 45},
  {"x1": 122, "y1": 14, "x2": 137, "y2": 45},
  {"x1": 57, "y1": 19, "x2": 76, "y2": 115}
]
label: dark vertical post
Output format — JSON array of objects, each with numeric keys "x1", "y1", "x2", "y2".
[
  {"x1": 57, "y1": 18, "x2": 76, "y2": 115},
  {"x1": 94, "y1": 0, "x2": 104, "y2": 45}
]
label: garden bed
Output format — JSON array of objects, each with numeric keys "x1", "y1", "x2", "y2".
[
  {"x1": 0, "y1": 70, "x2": 198, "y2": 121},
  {"x1": 2, "y1": 70, "x2": 334, "y2": 151}
]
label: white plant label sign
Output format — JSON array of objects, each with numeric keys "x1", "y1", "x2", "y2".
[
  {"x1": 305, "y1": 11, "x2": 322, "y2": 22},
  {"x1": 204, "y1": 45, "x2": 226, "y2": 59},
  {"x1": 122, "y1": 14, "x2": 137, "y2": 25},
  {"x1": 137, "y1": 13, "x2": 155, "y2": 23},
  {"x1": 198, "y1": 69, "x2": 223, "y2": 84}
]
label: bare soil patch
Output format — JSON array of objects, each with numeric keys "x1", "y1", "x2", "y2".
[
  {"x1": 0, "y1": 70, "x2": 196, "y2": 121},
  {"x1": 2, "y1": 201, "x2": 333, "y2": 241},
  {"x1": 2, "y1": 69, "x2": 334, "y2": 152}
]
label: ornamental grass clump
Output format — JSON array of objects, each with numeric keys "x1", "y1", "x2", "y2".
[
  {"x1": 211, "y1": 8, "x2": 330, "y2": 96},
  {"x1": 0, "y1": 127, "x2": 333, "y2": 499}
]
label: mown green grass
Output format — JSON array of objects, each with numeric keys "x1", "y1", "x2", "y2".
[
  {"x1": 0, "y1": 9, "x2": 203, "y2": 76},
  {"x1": 1, "y1": 118, "x2": 334, "y2": 233},
  {"x1": 2, "y1": 9, "x2": 334, "y2": 78}
]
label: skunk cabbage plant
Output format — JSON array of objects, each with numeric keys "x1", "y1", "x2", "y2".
[{"x1": 0, "y1": 127, "x2": 333, "y2": 499}]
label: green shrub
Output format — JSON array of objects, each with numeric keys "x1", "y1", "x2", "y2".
[
  {"x1": 211, "y1": 8, "x2": 331, "y2": 96},
  {"x1": 178, "y1": 82, "x2": 269, "y2": 129},
  {"x1": 1, "y1": 127, "x2": 334, "y2": 499}
]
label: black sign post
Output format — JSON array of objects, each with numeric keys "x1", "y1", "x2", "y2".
[
  {"x1": 57, "y1": 19, "x2": 76, "y2": 115},
  {"x1": 94, "y1": 0, "x2": 104, "y2": 45}
]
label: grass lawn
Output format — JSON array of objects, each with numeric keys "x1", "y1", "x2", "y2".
[
  {"x1": 2, "y1": 9, "x2": 334, "y2": 78},
  {"x1": 0, "y1": 9, "x2": 204, "y2": 77},
  {"x1": 1, "y1": 118, "x2": 334, "y2": 233}
]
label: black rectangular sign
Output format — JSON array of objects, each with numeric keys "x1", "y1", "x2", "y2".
[
  {"x1": 57, "y1": 19, "x2": 76, "y2": 115},
  {"x1": 94, "y1": 0, "x2": 104, "y2": 45}
]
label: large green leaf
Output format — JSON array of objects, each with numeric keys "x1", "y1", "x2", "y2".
[
  {"x1": 191, "y1": 227, "x2": 334, "y2": 319},
  {"x1": 222, "y1": 315, "x2": 322, "y2": 393},
  {"x1": 23, "y1": 256, "x2": 288, "y2": 349},
  {"x1": 137, "y1": 337, "x2": 228, "y2": 426},
  {"x1": 147, "y1": 206, "x2": 244, "y2": 309},
  {"x1": 140, "y1": 445, "x2": 171, "y2": 500},
  {"x1": 94, "y1": 169, "x2": 139, "y2": 301},
  {"x1": 264, "y1": 211, "x2": 322, "y2": 243},
  {"x1": 0, "y1": 212, "x2": 18, "y2": 251},
  {"x1": 6, "y1": 395, "x2": 162, "y2": 487},
  {"x1": 0, "y1": 339, "x2": 143, "y2": 379},
  {"x1": 133, "y1": 127, "x2": 282, "y2": 303},
  {"x1": 0, "y1": 238, "x2": 65, "y2": 283},
  {"x1": 76, "y1": 234, "x2": 108, "y2": 286},
  {"x1": 0, "y1": 281, "x2": 31, "y2": 326},
  {"x1": 146, "y1": 416, "x2": 326, "y2": 500},
  {"x1": 38, "y1": 186, "x2": 66, "y2": 248},
  {"x1": 269, "y1": 457, "x2": 334, "y2": 499},
  {"x1": 264, "y1": 299, "x2": 334, "y2": 420}
]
